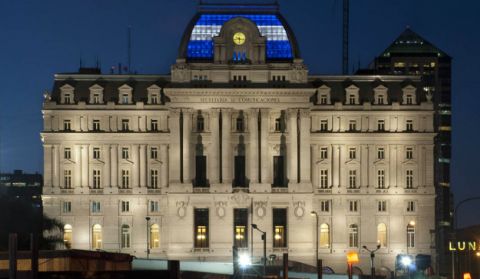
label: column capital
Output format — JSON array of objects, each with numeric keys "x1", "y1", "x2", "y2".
[
  {"x1": 209, "y1": 108, "x2": 221, "y2": 117},
  {"x1": 299, "y1": 108, "x2": 310, "y2": 118},
  {"x1": 181, "y1": 108, "x2": 194, "y2": 115},
  {"x1": 286, "y1": 108, "x2": 299, "y2": 118},
  {"x1": 169, "y1": 108, "x2": 182, "y2": 117}
]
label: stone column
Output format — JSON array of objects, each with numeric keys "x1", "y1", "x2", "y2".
[
  {"x1": 260, "y1": 109, "x2": 271, "y2": 184},
  {"x1": 160, "y1": 144, "x2": 168, "y2": 187},
  {"x1": 247, "y1": 109, "x2": 259, "y2": 184},
  {"x1": 286, "y1": 109, "x2": 298, "y2": 184},
  {"x1": 390, "y1": 145, "x2": 397, "y2": 187},
  {"x1": 361, "y1": 145, "x2": 368, "y2": 187},
  {"x1": 209, "y1": 109, "x2": 220, "y2": 184},
  {"x1": 311, "y1": 145, "x2": 319, "y2": 188},
  {"x1": 132, "y1": 144, "x2": 140, "y2": 188},
  {"x1": 183, "y1": 109, "x2": 193, "y2": 184},
  {"x1": 43, "y1": 145, "x2": 53, "y2": 188},
  {"x1": 75, "y1": 145, "x2": 81, "y2": 187},
  {"x1": 140, "y1": 144, "x2": 147, "y2": 187},
  {"x1": 168, "y1": 109, "x2": 181, "y2": 183},
  {"x1": 368, "y1": 144, "x2": 375, "y2": 187},
  {"x1": 332, "y1": 145, "x2": 340, "y2": 187},
  {"x1": 104, "y1": 145, "x2": 111, "y2": 188},
  {"x1": 111, "y1": 145, "x2": 118, "y2": 187},
  {"x1": 81, "y1": 145, "x2": 89, "y2": 187},
  {"x1": 299, "y1": 109, "x2": 311, "y2": 182},
  {"x1": 52, "y1": 145, "x2": 60, "y2": 188},
  {"x1": 419, "y1": 145, "x2": 425, "y2": 187},
  {"x1": 221, "y1": 108, "x2": 232, "y2": 184}
]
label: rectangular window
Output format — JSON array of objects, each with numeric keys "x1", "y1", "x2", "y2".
[
  {"x1": 93, "y1": 147, "x2": 100, "y2": 159},
  {"x1": 273, "y1": 156, "x2": 286, "y2": 187},
  {"x1": 150, "y1": 147, "x2": 158, "y2": 159},
  {"x1": 122, "y1": 93, "x2": 129, "y2": 104},
  {"x1": 121, "y1": 170, "x2": 130, "y2": 189},
  {"x1": 348, "y1": 170, "x2": 357, "y2": 189},
  {"x1": 63, "y1": 120, "x2": 71, "y2": 131},
  {"x1": 122, "y1": 147, "x2": 129, "y2": 159},
  {"x1": 406, "y1": 120, "x2": 414, "y2": 131},
  {"x1": 377, "y1": 169, "x2": 385, "y2": 189},
  {"x1": 274, "y1": 118, "x2": 282, "y2": 132},
  {"x1": 320, "y1": 120, "x2": 328, "y2": 131},
  {"x1": 406, "y1": 147, "x2": 413, "y2": 160},
  {"x1": 378, "y1": 200, "x2": 387, "y2": 212},
  {"x1": 320, "y1": 94, "x2": 328, "y2": 105},
  {"x1": 92, "y1": 93, "x2": 100, "y2": 104},
  {"x1": 150, "y1": 120, "x2": 158, "y2": 131},
  {"x1": 121, "y1": 119, "x2": 129, "y2": 131},
  {"x1": 348, "y1": 120, "x2": 357, "y2": 131},
  {"x1": 194, "y1": 155, "x2": 207, "y2": 187},
  {"x1": 320, "y1": 200, "x2": 330, "y2": 212},
  {"x1": 273, "y1": 208, "x2": 287, "y2": 248},
  {"x1": 377, "y1": 120, "x2": 385, "y2": 131},
  {"x1": 349, "y1": 200, "x2": 359, "y2": 212},
  {"x1": 121, "y1": 201, "x2": 130, "y2": 212},
  {"x1": 406, "y1": 170, "x2": 414, "y2": 189},
  {"x1": 92, "y1": 120, "x2": 100, "y2": 131},
  {"x1": 62, "y1": 201, "x2": 72, "y2": 213},
  {"x1": 64, "y1": 170, "x2": 72, "y2": 189},
  {"x1": 406, "y1": 94, "x2": 413, "y2": 105},
  {"x1": 64, "y1": 148, "x2": 71, "y2": 159},
  {"x1": 320, "y1": 170, "x2": 328, "y2": 188},
  {"x1": 92, "y1": 170, "x2": 101, "y2": 189},
  {"x1": 197, "y1": 116, "x2": 204, "y2": 132},
  {"x1": 407, "y1": 201, "x2": 416, "y2": 212},
  {"x1": 233, "y1": 208, "x2": 248, "y2": 248},
  {"x1": 150, "y1": 201, "x2": 159, "y2": 212},
  {"x1": 233, "y1": 155, "x2": 246, "y2": 187},
  {"x1": 91, "y1": 201, "x2": 101, "y2": 213},
  {"x1": 377, "y1": 147, "x2": 385, "y2": 160},
  {"x1": 378, "y1": 95, "x2": 385, "y2": 105},
  {"x1": 407, "y1": 225, "x2": 415, "y2": 248},
  {"x1": 151, "y1": 94, "x2": 159, "y2": 104},
  {"x1": 349, "y1": 148, "x2": 356, "y2": 159},
  {"x1": 236, "y1": 117, "x2": 244, "y2": 132},
  {"x1": 150, "y1": 169, "x2": 159, "y2": 189},
  {"x1": 320, "y1": 147, "x2": 328, "y2": 159},
  {"x1": 64, "y1": 94, "x2": 72, "y2": 104},
  {"x1": 349, "y1": 94, "x2": 356, "y2": 105},
  {"x1": 194, "y1": 208, "x2": 209, "y2": 248}
]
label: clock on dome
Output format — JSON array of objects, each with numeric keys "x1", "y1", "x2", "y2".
[{"x1": 233, "y1": 32, "x2": 246, "y2": 45}]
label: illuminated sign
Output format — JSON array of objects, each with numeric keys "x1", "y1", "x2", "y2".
[{"x1": 448, "y1": 241, "x2": 478, "y2": 251}]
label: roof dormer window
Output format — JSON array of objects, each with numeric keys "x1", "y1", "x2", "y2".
[
  {"x1": 402, "y1": 85, "x2": 417, "y2": 105},
  {"x1": 60, "y1": 84, "x2": 75, "y2": 104},
  {"x1": 118, "y1": 84, "x2": 133, "y2": 104},
  {"x1": 89, "y1": 84, "x2": 104, "y2": 104},
  {"x1": 345, "y1": 85, "x2": 360, "y2": 105},
  {"x1": 147, "y1": 85, "x2": 161, "y2": 105}
]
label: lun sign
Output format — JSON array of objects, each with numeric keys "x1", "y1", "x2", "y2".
[{"x1": 448, "y1": 241, "x2": 478, "y2": 251}]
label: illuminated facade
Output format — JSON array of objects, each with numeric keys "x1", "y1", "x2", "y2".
[{"x1": 42, "y1": 4, "x2": 436, "y2": 275}]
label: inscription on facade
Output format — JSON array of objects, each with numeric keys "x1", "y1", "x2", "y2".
[{"x1": 200, "y1": 97, "x2": 280, "y2": 103}]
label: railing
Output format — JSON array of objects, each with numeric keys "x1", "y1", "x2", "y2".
[
  {"x1": 147, "y1": 188, "x2": 162, "y2": 194},
  {"x1": 272, "y1": 187, "x2": 288, "y2": 193},
  {"x1": 89, "y1": 188, "x2": 103, "y2": 194},
  {"x1": 317, "y1": 188, "x2": 332, "y2": 193},
  {"x1": 193, "y1": 187, "x2": 210, "y2": 193},
  {"x1": 347, "y1": 189, "x2": 360, "y2": 193},
  {"x1": 192, "y1": 248, "x2": 210, "y2": 253},
  {"x1": 232, "y1": 187, "x2": 249, "y2": 193},
  {"x1": 60, "y1": 189, "x2": 74, "y2": 194},
  {"x1": 118, "y1": 188, "x2": 132, "y2": 194},
  {"x1": 404, "y1": 188, "x2": 417, "y2": 193}
]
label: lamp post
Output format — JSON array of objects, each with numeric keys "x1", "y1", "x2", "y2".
[
  {"x1": 363, "y1": 244, "x2": 381, "y2": 279},
  {"x1": 346, "y1": 251, "x2": 359, "y2": 279},
  {"x1": 145, "y1": 216, "x2": 151, "y2": 259},
  {"x1": 252, "y1": 223, "x2": 266, "y2": 277},
  {"x1": 311, "y1": 211, "x2": 320, "y2": 277}
]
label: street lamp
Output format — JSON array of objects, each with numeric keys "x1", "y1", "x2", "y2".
[
  {"x1": 401, "y1": 255, "x2": 412, "y2": 279},
  {"x1": 252, "y1": 223, "x2": 266, "y2": 277},
  {"x1": 346, "y1": 251, "x2": 359, "y2": 279},
  {"x1": 310, "y1": 211, "x2": 320, "y2": 277},
  {"x1": 363, "y1": 244, "x2": 381, "y2": 279},
  {"x1": 145, "y1": 216, "x2": 151, "y2": 259}
]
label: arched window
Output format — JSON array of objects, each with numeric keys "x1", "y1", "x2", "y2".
[
  {"x1": 150, "y1": 224, "x2": 160, "y2": 249},
  {"x1": 319, "y1": 223, "x2": 330, "y2": 248},
  {"x1": 121, "y1": 225, "x2": 131, "y2": 249},
  {"x1": 64, "y1": 224, "x2": 73, "y2": 249},
  {"x1": 377, "y1": 223, "x2": 387, "y2": 247},
  {"x1": 92, "y1": 224, "x2": 102, "y2": 249},
  {"x1": 407, "y1": 223, "x2": 415, "y2": 248},
  {"x1": 348, "y1": 224, "x2": 359, "y2": 248}
]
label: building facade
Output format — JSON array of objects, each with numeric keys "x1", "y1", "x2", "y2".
[{"x1": 42, "y1": 4, "x2": 436, "y2": 275}]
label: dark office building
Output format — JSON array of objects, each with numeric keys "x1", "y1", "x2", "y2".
[
  {"x1": 0, "y1": 169, "x2": 43, "y2": 206},
  {"x1": 359, "y1": 27, "x2": 452, "y2": 276}
]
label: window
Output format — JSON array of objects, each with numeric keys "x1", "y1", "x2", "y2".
[
  {"x1": 150, "y1": 224, "x2": 160, "y2": 248},
  {"x1": 377, "y1": 147, "x2": 385, "y2": 160},
  {"x1": 406, "y1": 94, "x2": 414, "y2": 105},
  {"x1": 121, "y1": 170, "x2": 130, "y2": 189},
  {"x1": 121, "y1": 225, "x2": 131, "y2": 249},
  {"x1": 406, "y1": 147, "x2": 413, "y2": 160},
  {"x1": 406, "y1": 170, "x2": 414, "y2": 189},
  {"x1": 92, "y1": 93, "x2": 101, "y2": 104},
  {"x1": 64, "y1": 224, "x2": 73, "y2": 249},
  {"x1": 92, "y1": 170, "x2": 101, "y2": 189},
  {"x1": 92, "y1": 224, "x2": 102, "y2": 249},
  {"x1": 64, "y1": 148, "x2": 71, "y2": 159},
  {"x1": 377, "y1": 169, "x2": 385, "y2": 189},
  {"x1": 273, "y1": 156, "x2": 286, "y2": 187},
  {"x1": 407, "y1": 224, "x2": 415, "y2": 248},
  {"x1": 92, "y1": 120, "x2": 100, "y2": 131},
  {"x1": 121, "y1": 119, "x2": 129, "y2": 131},
  {"x1": 194, "y1": 208, "x2": 209, "y2": 248},
  {"x1": 407, "y1": 201, "x2": 416, "y2": 212},
  {"x1": 121, "y1": 93, "x2": 129, "y2": 104},
  {"x1": 63, "y1": 120, "x2": 71, "y2": 131},
  {"x1": 406, "y1": 120, "x2": 414, "y2": 131},
  {"x1": 348, "y1": 170, "x2": 357, "y2": 189},
  {"x1": 64, "y1": 93, "x2": 73, "y2": 104},
  {"x1": 91, "y1": 201, "x2": 101, "y2": 213},
  {"x1": 150, "y1": 120, "x2": 158, "y2": 131},
  {"x1": 377, "y1": 94, "x2": 385, "y2": 105},
  {"x1": 320, "y1": 170, "x2": 328, "y2": 188},
  {"x1": 378, "y1": 200, "x2": 387, "y2": 212},
  {"x1": 93, "y1": 148, "x2": 100, "y2": 159},
  {"x1": 150, "y1": 169, "x2": 159, "y2": 188},
  {"x1": 274, "y1": 118, "x2": 282, "y2": 132},
  {"x1": 236, "y1": 117, "x2": 244, "y2": 132},
  {"x1": 348, "y1": 120, "x2": 357, "y2": 131},
  {"x1": 62, "y1": 201, "x2": 72, "y2": 213},
  {"x1": 320, "y1": 120, "x2": 328, "y2": 131},
  {"x1": 150, "y1": 201, "x2": 159, "y2": 212},
  {"x1": 233, "y1": 155, "x2": 246, "y2": 187},
  {"x1": 349, "y1": 148, "x2": 356, "y2": 159},
  {"x1": 319, "y1": 94, "x2": 328, "y2": 105},
  {"x1": 377, "y1": 223, "x2": 387, "y2": 247},
  {"x1": 349, "y1": 200, "x2": 359, "y2": 212},
  {"x1": 348, "y1": 224, "x2": 359, "y2": 247},
  {"x1": 121, "y1": 201, "x2": 130, "y2": 212},
  {"x1": 64, "y1": 170, "x2": 72, "y2": 189},
  {"x1": 122, "y1": 148, "x2": 129, "y2": 159},
  {"x1": 197, "y1": 115, "x2": 205, "y2": 132},
  {"x1": 194, "y1": 155, "x2": 207, "y2": 187},
  {"x1": 320, "y1": 147, "x2": 328, "y2": 159},
  {"x1": 234, "y1": 208, "x2": 248, "y2": 248},
  {"x1": 320, "y1": 200, "x2": 330, "y2": 212},
  {"x1": 377, "y1": 120, "x2": 385, "y2": 131},
  {"x1": 150, "y1": 147, "x2": 158, "y2": 159},
  {"x1": 319, "y1": 223, "x2": 330, "y2": 248},
  {"x1": 151, "y1": 94, "x2": 159, "y2": 104},
  {"x1": 273, "y1": 208, "x2": 287, "y2": 248},
  {"x1": 348, "y1": 94, "x2": 356, "y2": 105}
]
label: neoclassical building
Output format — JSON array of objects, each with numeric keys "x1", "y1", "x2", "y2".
[{"x1": 42, "y1": 4, "x2": 436, "y2": 274}]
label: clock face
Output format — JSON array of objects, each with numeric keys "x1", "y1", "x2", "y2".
[{"x1": 233, "y1": 32, "x2": 246, "y2": 45}]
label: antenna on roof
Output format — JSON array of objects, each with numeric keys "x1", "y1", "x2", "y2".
[
  {"x1": 342, "y1": 0, "x2": 349, "y2": 75},
  {"x1": 127, "y1": 25, "x2": 132, "y2": 74},
  {"x1": 79, "y1": 57, "x2": 83, "y2": 69}
]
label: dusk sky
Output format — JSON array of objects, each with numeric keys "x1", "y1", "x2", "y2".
[{"x1": 1, "y1": 0, "x2": 479, "y2": 227}]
